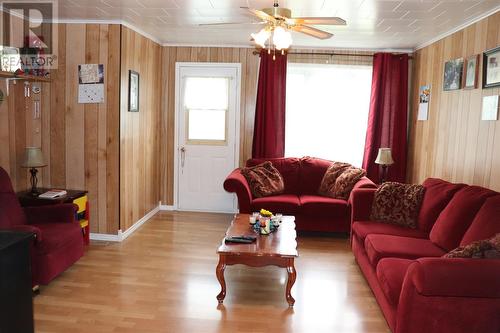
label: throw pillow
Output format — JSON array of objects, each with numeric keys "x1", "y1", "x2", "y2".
[
  {"x1": 241, "y1": 161, "x2": 285, "y2": 198},
  {"x1": 370, "y1": 182, "x2": 425, "y2": 229},
  {"x1": 318, "y1": 162, "x2": 352, "y2": 196},
  {"x1": 444, "y1": 233, "x2": 500, "y2": 259},
  {"x1": 330, "y1": 167, "x2": 366, "y2": 200}
]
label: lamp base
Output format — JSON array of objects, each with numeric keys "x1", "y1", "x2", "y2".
[
  {"x1": 379, "y1": 165, "x2": 389, "y2": 184},
  {"x1": 29, "y1": 168, "x2": 40, "y2": 196}
]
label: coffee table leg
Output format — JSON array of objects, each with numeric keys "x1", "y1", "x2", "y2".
[
  {"x1": 216, "y1": 255, "x2": 226, "y2": 303},
  {"x1": 285, "y1": 258, "x2": 296, "y2": 307}
]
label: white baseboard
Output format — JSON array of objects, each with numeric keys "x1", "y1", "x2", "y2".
[
  {"x1": 89, "y1": 205, "x2": 160, "y2": 242},
  {"x1": 159, "y1": 204, "x2": 175, "y2": 211}
]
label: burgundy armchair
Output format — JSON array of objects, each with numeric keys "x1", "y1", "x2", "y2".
[{"x1": 0, "y1": 167, "x2": 84, "y2": 285}]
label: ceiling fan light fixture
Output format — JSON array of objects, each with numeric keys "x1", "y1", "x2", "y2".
[
  {"x1": 251, "y1": 28, "x2": 271, "y2": 48},
  {"x1": 273, "y1": 26, "x2": 292, "y2": 50}
]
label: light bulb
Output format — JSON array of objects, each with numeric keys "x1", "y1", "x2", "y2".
[
  {"x1": 273, "y1": 26, "x2": 292, "y2": 50},
  {"x1": 251, "y1": 28, "x2": 270, "y2": 48}
]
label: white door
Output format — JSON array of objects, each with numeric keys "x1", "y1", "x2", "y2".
[{"x1": 175, "y1": 63, "x2": 240, "y2": 213}]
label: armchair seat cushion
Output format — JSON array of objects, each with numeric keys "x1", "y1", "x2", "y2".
[
  {"x1": 376, "y1": 258, "x2": 413, "y2": 306},
  {"x1": 251, "y1": 194, "x2": 300, "y2": 214},
  {"x1": 34, "y1": 222, "x2": 82, "y2": 254},
  {"x1": 352, "y1": 221, "x2": 428, "y2": 243},
  {"x1": 299, "y1": 195, "x2": 349, "y2": 218},
  {"x1": 365, "y1": 234, "x2": 445, "y2": 267}
]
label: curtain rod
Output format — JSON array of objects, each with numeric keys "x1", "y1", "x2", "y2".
[{"x1": 252, "y1": 50, "x2": 413, "y2": 59}]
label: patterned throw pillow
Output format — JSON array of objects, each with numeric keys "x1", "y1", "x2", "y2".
[
  {"x1": 241, "y1": 161, "x2": 285, "y2": 198},
  {"x1": 318, "y1": 162, "x2": 352, "y2": 196},
  {"x1": 444, "y1": 233, "x2": 500, "y2": 259},
  {"x1": 370, "y1": 182, "x2": 425, "y2": 229},
  {"x1": 330, "y1": 167, "x2": 366, "y2": 200}
]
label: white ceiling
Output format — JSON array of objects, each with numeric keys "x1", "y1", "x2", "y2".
[{"x1": 55, "y1": 0, "x2": 500, "y2": 50}]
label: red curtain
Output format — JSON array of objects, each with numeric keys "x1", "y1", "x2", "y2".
[
  {"x1": 362, "y1": 53, "x2": 409, "y2": 183},
  {"x1": 252, "y1": 50, "x2": 287, "y2": 159}
]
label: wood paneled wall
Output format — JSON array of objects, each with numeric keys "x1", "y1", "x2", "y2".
[
  {"x1": 120, "y1": 26, "x2": 162, "y2": 231},
  {"x1": 159, "y1": 47, "x2": 260, "y2": 205},
  {"x1": 408, "y1": 12, "x2": 500, "y2": 191},
  {"x1": 0, "y1": 23, "x2": 121, "y2": 234}
]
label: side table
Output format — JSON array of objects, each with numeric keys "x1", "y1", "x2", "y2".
[{"x1": 17, "y1": 188, "x2": 90, "y2": 245}]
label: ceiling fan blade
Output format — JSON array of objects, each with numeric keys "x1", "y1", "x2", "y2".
[
  {"x1": 240, "y1": 7, "x2": 276, "y2": 23},
  {"x1": 199, "y1": 21, "x2": 266, "y2": 26},
  {"x1": 291, "y1": 25, "x2": 333, "y2": 39},
  {"x1": 287, "y1": 17, "x2": 346, "y2": 26}
]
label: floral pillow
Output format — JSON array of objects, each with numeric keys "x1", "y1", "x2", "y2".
[
  {"x1": 370, "y1": 182, "x2": 425, "y2": 229},
  {"x1": 241, "y1": 161, "x2": 285, "y2": 198},
  {"x1": 318, "y1": 162, "x2": 352, "y2": 196},
  {"x1": 330, "y1": 167, "x2": 366, "y2": 200},
  {"x1": 444, "y1": 233, "x2": 500, "y2": 259}
]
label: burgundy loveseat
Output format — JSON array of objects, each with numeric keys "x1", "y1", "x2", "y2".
[
  {"x1": 351, "y1": 178, "x2": 500, "y2": 333},
  {"x1": 0, "y1": 167, "x2": 84, "y2": 285},
  {"x1": 224, "y1": 157, "x2": 376, "y2": 232}
]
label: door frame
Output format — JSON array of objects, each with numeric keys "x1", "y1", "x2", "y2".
[{"x1": 173, "y1": 62, "x2": 242, "y2": 212}]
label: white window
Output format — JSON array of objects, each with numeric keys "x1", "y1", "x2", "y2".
[{"x1": 285, "y1": 63, "x2": 372, "y2": 167}]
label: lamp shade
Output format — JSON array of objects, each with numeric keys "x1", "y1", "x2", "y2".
[
  {"x1": 375, "y1": 148, "x2": 394, "y2": 165},
  {"x1": 21, "y1": 147, "x2": 46, "y2": 168}
]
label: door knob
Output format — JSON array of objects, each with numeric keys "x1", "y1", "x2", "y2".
[{"x1": 180, "y1": 146, "x2": 186, "y2": 168}]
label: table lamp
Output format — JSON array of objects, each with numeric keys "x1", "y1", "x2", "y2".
[
  {"x1": 375, "y1": 148, "x2": 394, "y2": 184},
  {"x1": 21, "y1": 147, "x2": 47, "y2": 196}
]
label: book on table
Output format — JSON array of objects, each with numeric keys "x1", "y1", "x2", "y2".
[{"x1": 38, "y1": 189, "x2": 68, "y2": 199}]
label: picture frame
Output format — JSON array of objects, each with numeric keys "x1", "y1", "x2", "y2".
[
  {"x1": 463, "y1": 54, "x2": 479, "y2": 89},
  {"x1": 483, "y1": 46, "x2": 500, "y2": 89},
  {"x1": 481, "y1": 95, "x2": 499, "y2": 121},
  {"x1": 443, "y1": 58, "x2": 464, "y2": 91},
  {"x1": 128, "y1": 70, "x2": 139, "y2": 112}
]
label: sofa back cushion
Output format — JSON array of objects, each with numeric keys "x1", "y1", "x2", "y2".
[
  {"x1": 246, "y1": 158, "x2": 301, "y2": 194},
  {"x1": 298, "y1": 157, "x2": 332, "y2": 195},
  {"x1": 429, "y1": 186, "x2": 497, "y2": 251},
  {"x1": 0, "y1": 167, "x2": 27, "y2": 227},
  {"x1": 460, "y1": 195, "x2": 500, "y2": 246},
  {"x1": 417, "y1": 178, "x2": 465, "y2": 232}
]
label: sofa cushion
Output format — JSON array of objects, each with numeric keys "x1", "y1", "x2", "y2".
[
  {"x1": 318, "y1": 162, "x2": 351, "y2": 197},
  {"x1": 352, "y1": 221, "x2": 428, "y2": 244},
  {"x1": 241, "y1": 161, "x2": 285, "y2": 198},
  {"x1": 365, "y1": 234, "x2": 445, "y2": 267},
  {"x1": 429, "y1": 186, "x2": 497, "y2": 251},
  {"x1": 299, "y1": 195, "x2": 349, "y2": 218},
  {"x1": 376, "y1": 258, "x2": 413, "y2": 306},
  {"x1": 460, "y1": 195, "x2": 500, "y2": 246},
  {"x1": 34, "y1": 222, "x2": 83, "y2": 254},
  {"x1": 444, "y1": 233, "x2": 500, "y2": 259},
  {"x1": 246, "y1": 158, "x2": 301, "y2": 194},
  {"x1": 331, "y1": 167, "x2": 366, "y2": 200},
  {"x1": 251, "y1": 194, "x2": 300, "y2": 215},
  {"x1": 370, "y1": 182, "x2": 425, "y2": 229},
  {"x1": 417, "y1": 178, "x2": 466, "y2": 232},
  {"x1": 298, "y1": 157, "x2": 332, "y2": 195}
]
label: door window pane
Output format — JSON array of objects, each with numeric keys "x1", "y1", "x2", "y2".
[
  {"x1": 188, "y1": 109, "x2": 226, "y2": 141},
  {"x1": 184, "y1": 77, "x2": 228, "y2": 109}
]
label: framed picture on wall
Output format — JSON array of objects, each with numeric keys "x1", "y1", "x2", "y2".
[
  {"x1": 443, "y1": 58, "x2": 464, "y2": 91},
  {"x1": 483, "y1": 46, "x2": 500, "y2": 88},
  {"x1": 463, "y1": 54, "x2": 479, "y2": 89},
  {"x1": 128, "y1": 70, "x2": 139, "y2": 112}
]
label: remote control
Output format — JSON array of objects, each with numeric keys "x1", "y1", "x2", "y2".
[
  {"x1": 225, "y1": 237, "x2": 254, "y2": 244},
  {"x1": 232, "y1": 235, "x2": 256, "y2": 241}
]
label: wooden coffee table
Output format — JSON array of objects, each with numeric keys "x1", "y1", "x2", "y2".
[{"x1": 216, "y1": 214, "x2": 298, "y2": 306}]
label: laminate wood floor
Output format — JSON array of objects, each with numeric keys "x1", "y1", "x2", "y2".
[{"x1": 34, "y1": 211, "x2": 390, "y2": 333}]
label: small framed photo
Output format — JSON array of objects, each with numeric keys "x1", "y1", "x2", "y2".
[
  {"x1": 483, "y1": 46, "x2": 500, "y2": 88},
  {"x1": 443, "y1": 58, "x2": 464, "y2": 91},
  {"x1": 128, "y1": 70, "x2": 139, "y2": 112},
  {"x1": 481, "y1": 95, "x2": 499, "y2": 121},
  {"x1": 463, "y1": 55, "x2": 479, "y2": 89}
]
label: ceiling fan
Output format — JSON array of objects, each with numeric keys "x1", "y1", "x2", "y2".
[{"x1": 201, "y1": 0, "x2": 347, "y2": 50}]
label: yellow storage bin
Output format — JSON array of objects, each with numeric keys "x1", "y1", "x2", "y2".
[{"x1": 73, "y1": 195, "x2": 87, "y2": 213}]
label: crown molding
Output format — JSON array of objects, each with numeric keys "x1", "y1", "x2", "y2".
[{"x1": 415, "y1": 6, "x2": 500, "y2": 51}]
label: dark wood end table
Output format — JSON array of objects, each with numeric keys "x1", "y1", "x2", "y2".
[{"x1": 216, "y1": 214, "x2": 298, "y2": 306}]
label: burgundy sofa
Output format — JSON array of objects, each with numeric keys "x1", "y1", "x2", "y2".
[
  {"x1": 0, "y1": 167, "x2": 84, "y2": 285},
  {"x1": 224, "y1": 157, "x2": 376, "y2": 232},
  {"x1": 350, "y1": 178, "x2": 500, "y2": 333}
]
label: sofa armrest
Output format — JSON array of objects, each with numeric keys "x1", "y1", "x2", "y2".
[
  {"x1": 223, "y1": 168, "x2": 253, "y2": 213},
  {"x1": 24, "y1": 204, "x2": 77, "y2": 225},
  {"x1": 408, "y1": 257, "x2": 500, "y2": 298},
  {"x1": 0, "y1": 225, "x2": 42, "y2": 242},
  {"x1": 350, "y1": 187, "x2": 377, "y2": 222}
]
